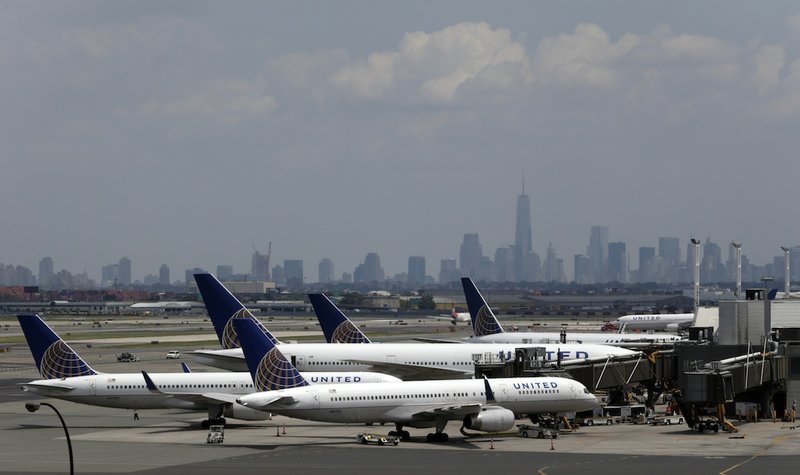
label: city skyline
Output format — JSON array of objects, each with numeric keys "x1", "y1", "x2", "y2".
[{"x1": 2, "y1": 3, "x2": 800, "y2": 284}]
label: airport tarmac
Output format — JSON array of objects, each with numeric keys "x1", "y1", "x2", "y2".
[{"x1": 2, "y1": 316, "x2": 800, "y2": 474}]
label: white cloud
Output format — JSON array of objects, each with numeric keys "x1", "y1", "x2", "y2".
[
  {"x1": 532, "y1": 23, "x2": 639, "y2": 88},
  {"x1": 751, "y1": 45, "x2": 785, "y2": 93},
  {"x1": 660, "y1": 33, "x2": 736, "y2": 61},
  {"x1": 133, "y1": 78, "x2": 278, "y2": 124},
  {"x1": 331, "y1": 22, "x2": 531, "y2": 102}
]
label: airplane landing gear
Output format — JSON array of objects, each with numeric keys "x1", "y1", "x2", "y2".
[
  {"x1": 388, "y1": 423, "x2": 411, "y2": 441},
  {"x1": 426, "y1": 432, "x2": 449, "y2": 442}
]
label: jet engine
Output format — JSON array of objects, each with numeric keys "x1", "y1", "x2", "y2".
[
  {"x1": 223, "y1": 404, "x2": 272, "y2": 421},
  {"x1": 463, "y1": 406, "x2": 515, "y2": 432},
  {"x1": 666, "y1": 323, "x2": 680, "y2": 332}
]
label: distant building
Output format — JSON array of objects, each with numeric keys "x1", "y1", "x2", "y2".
[
  {"x1": 355, "y1": 252, "x2": 385, "y2": 283},
  {"x1": 514, "y1": 182, "x2": 533, "y2": 282},
  {"x1": 159, "y1": 264, "x2": 170, "y2": 286},
  {"x1": 460, "y1": 234, "x2": 484, "y2": 280},
  {"x1": 216, "y1": 265, "x2": 233, "y2": 281},
  {"x1": 494, "y1": 247, "x2": 514, "y2": 282},
  {"x1": 574, "y1": 254, "x2": 592, "y2": 284},
  {"x1": 101, "y1": 263, "x2": 119, "y2": 288},
  {"x1": 118, "y1": 257, "x2": 132, "y2": 287},
  {"x1": 184, "y1": 267, "x2": 205, "y2": 289},
  {"x1": 438, "y1": 259, "x2": 459, "y2": 284},
  {"x1": 587, "y1": 226, "x2": 608, "y2": 283},
  {"x1": 318, "y1": 258, "x2": 334, "y2": 283},
  {"x1": 407, "y1": 256, "x2": 426, "y2": 285},
  {"x1": 638, "y1": 247, "x2": 656, "y2": 283},
  {"x1": 284, "y1": 260, "x2": 304, "y2": 289},
  {"x1": 608, "y1": 242, "x2": 628, "y2": 283},
  {"x1": 38, "y1": 257, "x2": 54, "y2": 289},
  {"x1": 251, "y1": 250, "x2": 269, "y2": 281}
]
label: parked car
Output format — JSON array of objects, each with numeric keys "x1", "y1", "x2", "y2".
[
  {"x1": 356, "y1": 433, "x2": 399, "y2": 446},
  {"x1": 166, "y1": 351, "x2": 181, "y2": 359},
  {"x1": 517, "y1": 424, "x2": 559, "y2": 439},
  {"x1": 116, "y1": 352, "x2": 138, "y2": 362}
]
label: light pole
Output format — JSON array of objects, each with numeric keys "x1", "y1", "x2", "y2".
[
  {"x1": 781, "y1": 246, "x2": 791, "y2": 298},
  {"x1": 731, "y1": 241, "x2": 742, "y2": 299},
  {"x1": 691, "y1": 238, "x2": 700, "y2": 311},
  {"x1": 26, "y1": 402, "x2": 74, "y2": 475}
]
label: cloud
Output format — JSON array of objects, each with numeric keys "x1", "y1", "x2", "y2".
[
  {"x1": 331, "y1": 22, "x2": 531, "y2": 102},
  {"x1": 532, "y1": 23, "x2": 639, "y2": 89},
  {"x1": 130, "y1": 78, "x2": 278, "y2": 124},
  {"x1": 751, "y1": 45, "x2": 785, "y2": 93},
  {"x1": 660, "y1": 33, "x2": 736, "y2": 61}
]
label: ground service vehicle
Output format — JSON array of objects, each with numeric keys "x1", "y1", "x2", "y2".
[
  {"x1": 517, "y1": 424, "x2": 559, "y2": 439},
  {"x1": 357, "y1": 433, "x2": 399, "y2": 446}
]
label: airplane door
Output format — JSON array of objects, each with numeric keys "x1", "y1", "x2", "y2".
[
  {"x1": 89, "y1": 378, "x2": 96, "y2": 396},
  {"x1": 499, "y1": 383, "x2": 513, "y2": 402},
  {"x1": 293, "y1": 355, "x2": 305, "y2": 370},
  {"x1": 311, "y1": 390, "x2": 320, "y2": 409}
]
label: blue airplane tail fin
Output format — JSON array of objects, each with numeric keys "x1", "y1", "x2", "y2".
[
  {"x1": 194, "y1": 273, "x2": 279, "y2": 349},
  {"x1": 461, "y1": 277, "x2": 504, "y2": 336},
  {"x1": 232, "y1": 318, "x2": 309, "y2": 392},
  {"x1": 17, "y1": 314, "x2": 96, "y2": 379},
  {"x1": 309, "y1": 293, "x2": 371, "y2": 343}
]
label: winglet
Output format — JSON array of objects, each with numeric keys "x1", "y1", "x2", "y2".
[
  {"x1": 141, "y1": 371, "x2": 161, "y2": 393},
  {"x1": 17, "y1": 314, "x2": 97, "y2": 379},
  {"x1": 180, "y1": 362, "x2": 191, "y2": 373},
  {"x1": 309, "y1": 293, "x2": 371, "y2": 343},
  {"x1": 233, "y1": 318, "x2": 309, "y2": 391},
  {"x1": 483, "y1": 376, "x2": 496, "y2": 403},
  {"x1": 461, "y1": 278, "x2": 504, "y2": 336},
  {"x1": 194, "y1": 273, "x2": 279, "y2": 349}
]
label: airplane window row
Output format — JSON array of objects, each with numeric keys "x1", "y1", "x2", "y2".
[
  {"x1": 331, "y1": 392, "x2": 482, "y2": 402},
  {"x1": 519, "y1": 389, "x2": 559, "y2": 395},
  {"x1": 106, "y1": 383, "x2": 254, "y2": 390},
  {"x1": 306, "y1": 361, "x2": 470, "y2": 367}
]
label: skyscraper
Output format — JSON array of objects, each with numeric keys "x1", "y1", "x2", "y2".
[
  {"x1": 587, "y1": 226, "x2": 609, "y2": 283},
  {"x1": 514, "y1": 180, "x2": 533, "y2": 282},
  {"x1": 355, "y1": 253, "x2": 385, "y2": 283},
  {"x1": 118, "y1": 257, "x2": 131, "y2": 286},
  {"x1": 439, "y1": 259, "x2": 458, "y2": 284},
  {"x1": 459, "y1": 234, "x2": 483, "y2": 279},
  {"x1": 38, "y1": 257, "x2": 54, "y2": 289},
  {"x1": 284, "y1": 259, "x2": 304, "y2": 288},
  {"x1": 608, "y1": 242, "x2": 628, "y2": 283},
  {"x1": 318, "y1": 258, "x2": 334, "y2": 283},
  {"x1": 251, "y1": 250, "x2": 268, "y2": 281},
  {"x1": 159, "y1": 264, "x2": 170, "y2": 286},
  {"x1": 407, "y1": 256, "x2": 426, "y2": 285}
]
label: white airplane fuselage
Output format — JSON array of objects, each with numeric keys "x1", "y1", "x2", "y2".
[
  {"x1": 462, "y1": 331, "x2": 684, "y2": 345},
  {"x1": 237, "y1": 377, "x2": 597, "y2": 427},
  {"x1": 23, "y1": 371, "x2": 400, "y2": 410},
  {"x1": 614, "y1": 313, "x2": 695, "y2": 332},
  {"x1": 193, "y1": 342, "x2": 638, "y2": 374}
]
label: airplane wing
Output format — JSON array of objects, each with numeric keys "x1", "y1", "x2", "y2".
[
  {"x1": 411, "y1": 337, "x2": 464, "y2": 344},
  {"x1": 344, "y1": 360, "x2": 472, "y2": 381},
  {"x1": 413, "y1": 403, "x2": 484, "y2": 419}
]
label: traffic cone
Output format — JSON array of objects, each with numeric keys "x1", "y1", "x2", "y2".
[
  {"x1": 550, "y1": 438, "x2": 555, "y2": 451},
  {"x1": 276, "y1": 425, "x2": 281, "y2": 437},
  {"x1": 282, "y1": 425, "x2": 286, "y2": 435},
  {"x1": 490, "y1": 438, "x2": 494, "y2": 450}
]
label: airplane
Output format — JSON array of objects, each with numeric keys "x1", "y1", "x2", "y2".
[
  {"x1": 17, "y1": 314, "x2": 400, "y2": 427},
  {"x1": 309, "y1": 293, "x2": 371, "y2": 343},
  {"x1": 427, "y1": 307, "x2": 471, "y2": 325},
  {"x1": 191, "y1": 273, "x2": 640, "y2": 377},
  {"x1": 460, "y1": 277, "x2": 685, "y2": 346},
  {"x1": 610, "y1": 313, "x2": 695, "y2": 332},
  {"x1": 224, "y1": 317, "x2": 598, "y2": 442}
]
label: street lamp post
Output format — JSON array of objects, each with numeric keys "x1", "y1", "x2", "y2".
[
  {"x1": 26, "y1": 402, "x2": 74, "y2": 475},
  {"x1": 691, "y1": 238, "x2": 700, "y2": 310},
  {"x1": 781, "y1": 246, "x2": 791, "y2": 298}
]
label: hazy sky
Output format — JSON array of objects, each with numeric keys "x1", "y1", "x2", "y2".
[{"x1": 3, "y1": 1, "x2": 800, "y2": 282}]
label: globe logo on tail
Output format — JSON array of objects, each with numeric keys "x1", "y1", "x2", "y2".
[
  {"x1": 255, "y1": 348, "x2": 309, "y2": 391},
  {"x1": 331, "y1": 321, "x2": 369, "y2": 344},
  {"x1": 475, "y1": 305, "x2": 502, "y2": 336},
  {"x1": 222, "y1": 309, "x2": 277, "y2": 349},
  {"x1": 40, "y1": 340, "x2": 94, "y2": 379}
]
